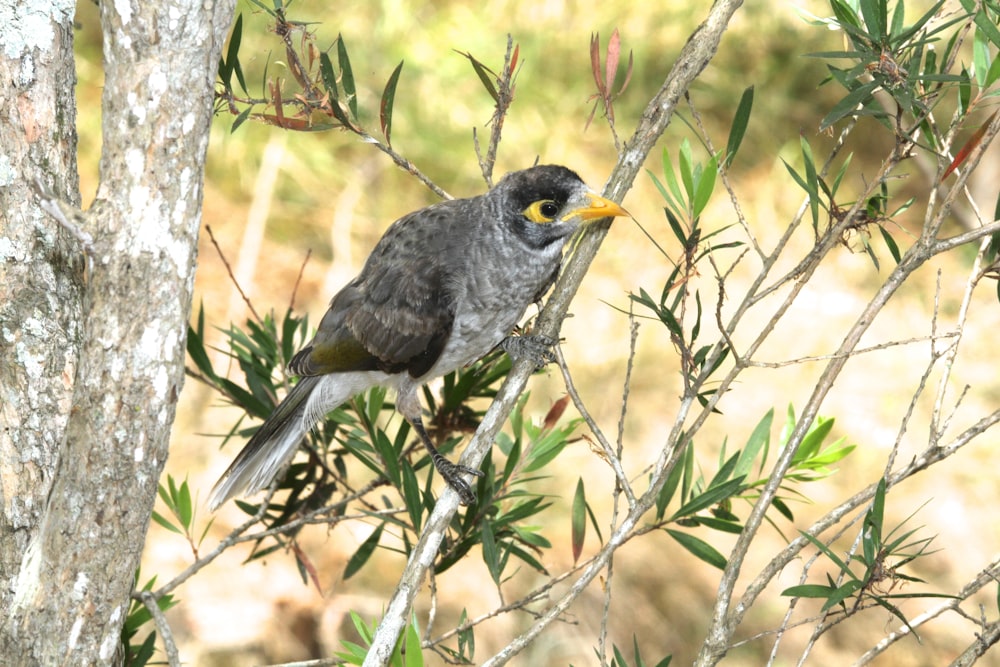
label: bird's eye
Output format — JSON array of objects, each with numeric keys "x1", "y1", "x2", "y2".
[{"x1": 523, "y1": 200, "x2": 561, "y2": 223}]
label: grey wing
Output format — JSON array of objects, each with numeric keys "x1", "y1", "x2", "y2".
[{"x1": 346, "y1": 203, "x2": 463, "y2": 377}]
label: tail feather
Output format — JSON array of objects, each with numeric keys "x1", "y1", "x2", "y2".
[
  {"x1": 209, "y1": 376, "x2": 320, "y2": 510},
  {"x1": 209, "y1": 371, "x2": 386, "y2": 511}
]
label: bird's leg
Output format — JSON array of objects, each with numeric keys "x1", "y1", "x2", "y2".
[
  {"x1": 408, "y1": 414, "x2": 483, "y2": 506},
  {"x1": 500, "y1": 333, "x2": 558, "y2": 369}
]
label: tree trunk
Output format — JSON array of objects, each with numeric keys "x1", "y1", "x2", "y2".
[{"x1": 0, "y1": 1, "x2": 235, "y2": 664}]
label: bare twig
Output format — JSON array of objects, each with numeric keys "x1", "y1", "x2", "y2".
[
  {"x1": 139, "y1": 591, "x2": 180, "y2": 667},
  {"x1": 206, "y1": 224, "x2": 262, "y2": 324},
  {"x1": 475, "y1": 35, "x2": 519, "y2": 186},
  {"x1": 553, "y1": 343, "x2": 635, "y2": 507}
]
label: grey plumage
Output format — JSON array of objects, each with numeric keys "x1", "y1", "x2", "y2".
[{"x1": 209, "y1": 165, "x2": 627, "y2": 510}]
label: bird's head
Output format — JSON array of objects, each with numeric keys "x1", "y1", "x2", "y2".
[{"x1": 491, "y1": 165, "x2": 628, "y2": 248}]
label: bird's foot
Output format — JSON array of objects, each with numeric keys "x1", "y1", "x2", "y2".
[
  {"x1": 432, "y1": 454, "x2": 485, "y2": 506},
  {"x1": 501, "y1": 334, "x2": 558, "y2": 369}
]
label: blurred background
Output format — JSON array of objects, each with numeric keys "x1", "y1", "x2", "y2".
[{"x1": 73, "y1": 0, "x2": 1000, "y2": 664}]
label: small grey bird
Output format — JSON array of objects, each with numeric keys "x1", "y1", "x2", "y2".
[{"x1": 209, "y1": 165, "x2": 627, "y2": 510}]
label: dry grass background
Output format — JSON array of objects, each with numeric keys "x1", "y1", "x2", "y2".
[{"x1": 73, "y1": 0, "x2": 1000, "y2": 665}]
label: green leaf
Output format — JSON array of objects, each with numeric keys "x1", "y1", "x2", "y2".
[
  {"x1": 859, "y1": 0, "x2": 887, "y2": 40},
  {"x1": 678, "y1": 139, "x2": 695, "y2": 203},
  {"x1": 800, "y1": 530, "x2": 855, "y2": 575},
  {"x1": 959, "y1": 66, "x2": 972, "y2": 115},
  {"x1": 800, "y1": 135, "x2": 820, "y2": 230},
  {"x1": 186, "y1": 319, "x2": 217, "y2": 381},
  {"x1": 404, "y1": 614, "x2": 423, "y2": 667},
  {"x1": 379, "y1": 61, "x2": 404, "y2": 146},
  {"x1": 692, "y1": 152, "x2": 718, "y2": 219},
  {"x1": 822, "y1": 580, "x2": 864, "y2": 611},
  {"x1": 725, "y1": 86, "x2": 754, "y2": 168},
  {"x1": 459, "y1": 50, "x2": 499, "y2": 102},
  {"x1": 820, "y1": 80, "x2": 879, "y2": 130},
  {"x1": 707, "y1": 451, "x2": 740, "y2": 489},
  {"x1": 782, "y1": 583, "x2": 837, "y2": 598},
  {"x1": 660, "y1": 149, "x2": 686, "y2": 216},
  {"x1": 372, "y1": 430, "x2": 400, "y2": 487},
  {"x1": 792, "y1": 415, "x2": 835, "y2": 464},
  {"x1": 220, "y1": 14, "x2": 245, "y2": 93},
  {"x1": 693, "y1": 516, "x2": 743, "y2": 534},
  {"x1": 986, "y1": 48, "x2": 1000, "y2": 89},
  {"x1": 231, "y1": 105, "x2": 253, "y2": 133},
  {"x1": 877, "y1": 225, "x2": 901, "y2": 264},
  {"x1": 343, "y1": 523, "x2": 384, "y2": 579},
  {"x1": 336, "y1": 35, "x2": 358, "y2": 119},
  {"x1": 657, "y1": 454, "x2": 684, "y2": 519},
  {"x1": 889, "y1": 0, "x2": 905, "y2": 38},
  {"x1": 613, "y1": 643, "x2": 629, "y2": 667},
  {"x1": 671, "y1": 478, "x2": 745, "y2": 521},
  {"x1": 401, "y1": 463, "x2": 423, "y2": 532},
  {"x1": 665, "y1": 529, "x2": 727, "y2": 569},
  {"x1": 151, "y1": 511, "x2": 182, "y2": 535},
  {"x1": 772, "y1": 496, "x2": 795, "y2": 521},
  {"x1": 973, "y1": 8, "x2": 1000, "y2": 51},
  {"x1": 175, "y1": 479, "x2": 191, "y2": 528},
  {"x1": 734, "y1": 408, "x2": 773, "y2": 478},
  {"x1": 663, "y1": 206, "x2": 688, "y2": 246},
  {"x1": 481, "y1": 521, "x2": 501, "y2": 585},
  {"x1": 571, "y1": 478, "x2": 586, "y2": 563}
]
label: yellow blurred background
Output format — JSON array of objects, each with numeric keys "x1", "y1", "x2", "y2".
[{"x1": 72, "y1": 0, "x2": 1000, "y2": 664}]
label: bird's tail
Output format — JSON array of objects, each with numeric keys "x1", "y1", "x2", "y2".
[{"x1": 208, "y1": 375, "x2": 323, "y2": 511}]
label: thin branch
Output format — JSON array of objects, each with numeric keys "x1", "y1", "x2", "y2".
[
  {"x1": 554, "y1": 343, "x2": 635, "y2": 507},
  {"x1": 206, "y1": 224, "x2": 262, "y2": 324},
  {"x1": 140, "y1": 591, "x2": 181, "y2": 667},
  {"x1": 476, "y1": 35, "x2": 518, "y2": 186}
]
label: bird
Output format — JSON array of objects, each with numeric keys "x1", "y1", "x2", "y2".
[{"x1": 208, "y1": 164, "x2": 628, "y2": 510}]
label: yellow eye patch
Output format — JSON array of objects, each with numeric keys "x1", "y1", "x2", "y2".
[{"x1": 522, "y1": 199, "x2": 561, "y2": 223}]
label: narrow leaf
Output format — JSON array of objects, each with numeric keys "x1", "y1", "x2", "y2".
[
  {"x1": 481, "y1": 521, "x2": 501, "y2": 585},
  {"x1": 151, "y1": 511, "x2": 182, "y2": 535},
  {"x1": 336, "y1": 35, "x2": 358, "y2": 119},
  {"x1": 177, "y1": 479, "x2": 192, "y2": 528},
  {"x1": 820, "y1": 80, "x2": 879, "y2": 130},
  {"x1": 942, "y1": 110, "x2": 998, "y2": 180},
  {"x1": 725, "y1": 86, "x2": 754, "y2": 168},
  {"x1": 734, "y1": 408, "x2": 773, "y2": 478},
  {"x1": 692, "y1": 152, "x2": 719, "y2": 219},
  {"x1": 343, "y1": 524, "x2": 384, "y2": 579},
  {"x1": 782, "y1": 584, "x2": 836, "y2": 598},
  {"x1": 379, "y1": 61, "x2": 404, "y2": 146},
  {"x1": 571, "y1": 478, "x2": 586, "y2": 563},
  {"x1": 666, "y1": 529, "x2": 727, "y2": 570},
  {"x1": 671, "y1": 478, "x2": 745, "y2": 520},
  {"x1": 459, "y1": 50, "x2": 499, "y2": 102},
  {"x1": 878, "y1": 225, "x2": 901, "y2": 264}
]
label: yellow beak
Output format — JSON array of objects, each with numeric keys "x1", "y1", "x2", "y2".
[{"x1": 564, "y1": 192, "x2": 630, "y2": 222}]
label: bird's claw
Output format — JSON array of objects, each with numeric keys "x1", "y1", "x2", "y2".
[
  {"x1": 435, "y1": 459, "x2": 484, "y2": 506},
  {"x1": 501, "y1": 334, "x2": 558, "y2": 370}
]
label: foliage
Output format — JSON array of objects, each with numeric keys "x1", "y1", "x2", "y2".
[{"x1": 134, "y1": 0, "x2": 1000, "y2": 664}]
